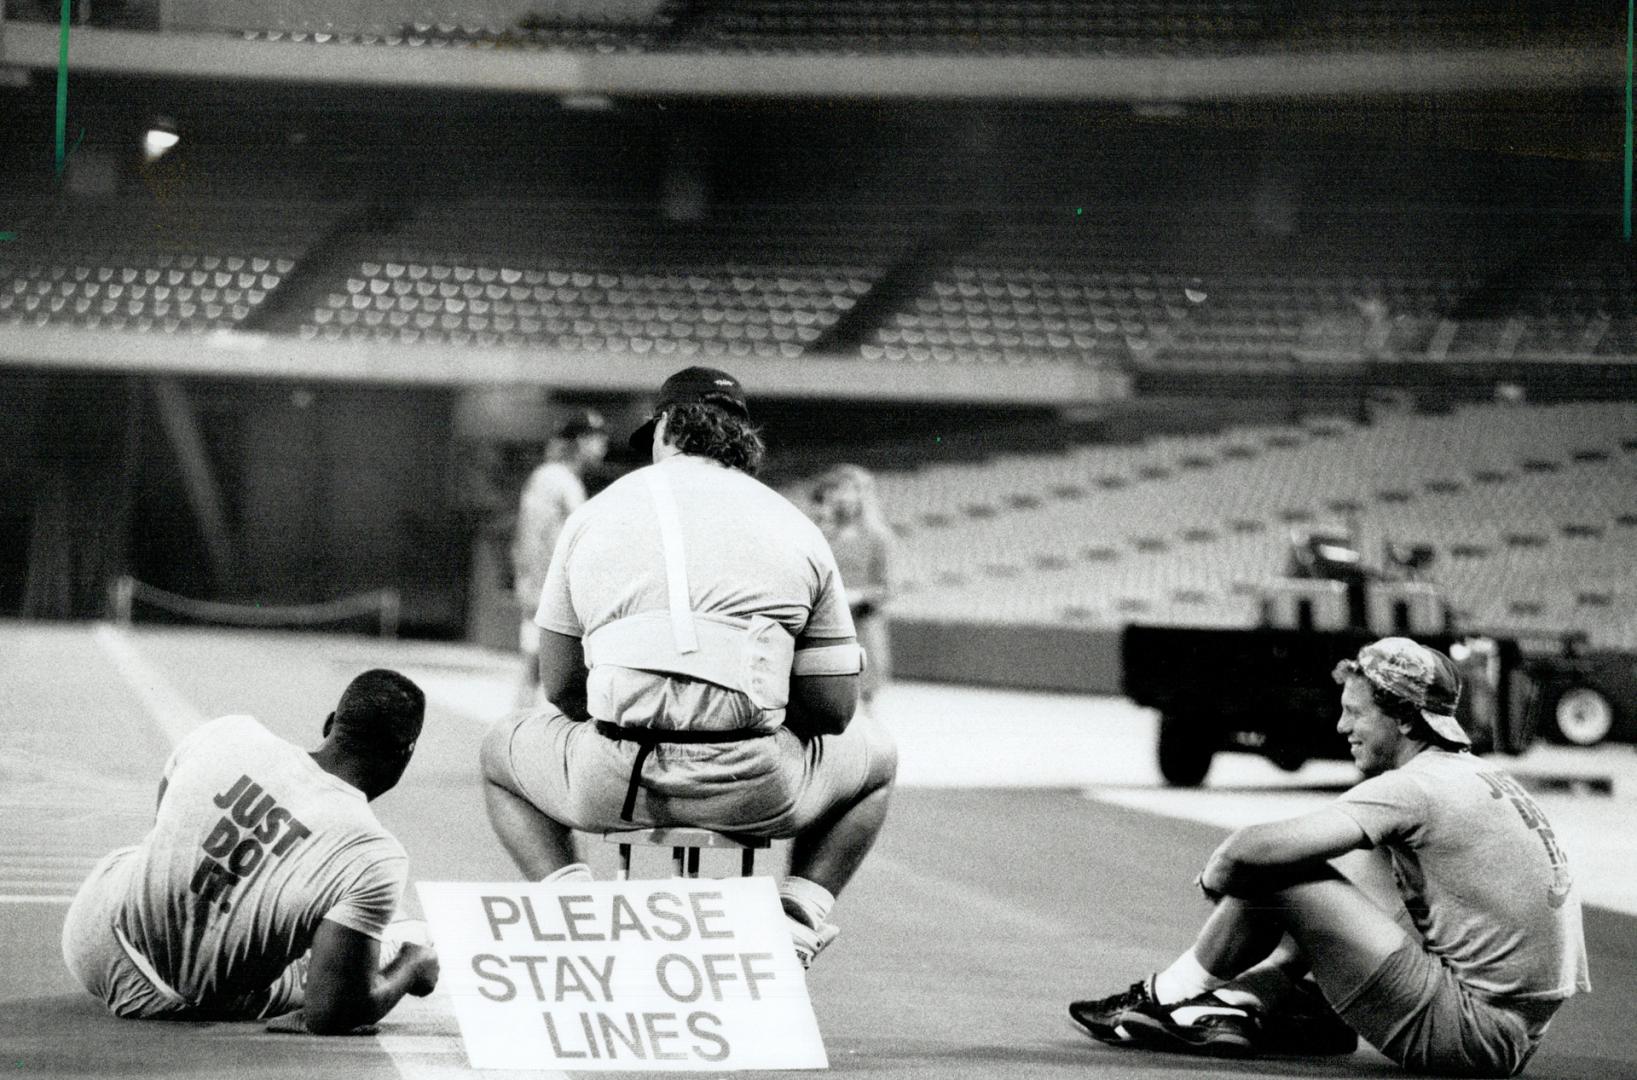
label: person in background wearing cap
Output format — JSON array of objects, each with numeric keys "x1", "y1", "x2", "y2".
[
  {"x1": 510, "y1": 410, "x2": 609, "y2": 706},
  {"x1": 481, "y1": 366, "x2": 897, "y2": 969},
  {"x1": 1069, "y1": 636, "x2": 1589, "y2": 1076},
  {"x1": 61, "y1": 670, "x2": 439, "y2": 1033}
]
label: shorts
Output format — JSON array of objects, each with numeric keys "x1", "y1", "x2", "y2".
[
  {"x1": 62, "y1": 848, "x2": 185, "y2": 1020},
  {"x1": 62, "y1": 848, "x2": 305, "y2": 1021},
  {"x1": 494, "y1": 706, "x2": 889, "y2": 838},
  {"x1": 1330, "y1": 939, "x2": 1558, "y2": 1078}
]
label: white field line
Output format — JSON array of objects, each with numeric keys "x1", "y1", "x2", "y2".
[{"x1": 92, "y1": 622, "x2": 208, "y2": 745}]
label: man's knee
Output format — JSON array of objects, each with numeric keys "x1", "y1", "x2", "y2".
[
  {"x1": 1268, "y1": 875, "x2": 1409, "y2": 980},
  {"x1": 479, "y1": 717, "x2": 520, "y2": 790},
  {"x1": 858, "y1": 712, "x2": 898, "y2": 790}
]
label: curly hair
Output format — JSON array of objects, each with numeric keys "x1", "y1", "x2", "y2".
[{"x1": 662, "y1": 402, "x2": 767, "y2": 475}]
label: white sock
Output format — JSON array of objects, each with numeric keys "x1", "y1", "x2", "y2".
[
  {"x1": 1153, "y1": 949, "x2": 1228, "y2": 1005},
  {"x1": 540, "y1": 862, "x2": 592, "y2": 884},
  {"x1": 779, "y1": 877, "x2": 836, "y2": 930}
]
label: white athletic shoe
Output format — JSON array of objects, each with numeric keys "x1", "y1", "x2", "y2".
[
  {"x1": 787, "y1": 914, "x2": 840, "y2": 970},
  {"x1": 541, "y1": 862, "x2": 593, "y2": 884}
]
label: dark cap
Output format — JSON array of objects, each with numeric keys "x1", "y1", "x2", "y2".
[
  {"x1": 557, "y1": 409, "x2": 606, "y2": 440},
  {"x1": 627, "y1": 366, "x2": 749, "y2": 451},
  {"x1": 1333, "y1": 636, "x2": 1468, "y2": 746}
]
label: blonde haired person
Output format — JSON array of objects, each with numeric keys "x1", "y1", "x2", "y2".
[{"x1": 816, "y1": 465, "x2": 896, "y2": 706}]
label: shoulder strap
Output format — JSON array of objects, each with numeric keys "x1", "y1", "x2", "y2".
[{"x1": 642, "y1": 467, "x2": 698, "y2": 655}]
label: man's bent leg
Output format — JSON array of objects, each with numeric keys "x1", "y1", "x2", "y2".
[
  {"x1": 481, "y1": 713, "x2": 578, "y2": 879},
  {"x1": 1263, "y1": 875, "x2": 1410, "y2": 1010},
  {"x1": 1102, "y1": 869, "x2": 1400, "y2": 1057},
  {"x1": 786, "y1": 710, "x2": 898, "y2": 896}
]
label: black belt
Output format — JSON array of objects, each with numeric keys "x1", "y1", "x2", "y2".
[{"x1": 594, "y1": 721, "x2": 773, "y2": 822}]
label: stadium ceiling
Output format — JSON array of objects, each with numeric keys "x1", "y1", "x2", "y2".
[{"x1": 0, "y1": 23, "x2": 1621, "y2": 102}]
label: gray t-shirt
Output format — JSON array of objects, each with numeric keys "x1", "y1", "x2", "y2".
[
  {"x1": 536, "y1": 454, "x2": 855, "y2": 732},
  {"x1": 1334, "y1": 749, "x2": 1591, "y2": 1003}
]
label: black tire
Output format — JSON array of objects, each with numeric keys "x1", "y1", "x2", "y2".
[
  {"x1": 1269, "y1": 745, "x2": 1308, "y2": 773},
  {"x1": 1157, "y1": 712, "x2": 1214, "y2": 787},
  {"x1": 1546, "y1": 686, "x2": 1615, "y2": 747}
]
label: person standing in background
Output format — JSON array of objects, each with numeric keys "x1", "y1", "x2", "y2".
[
  {"x1": 817, "y1": 464, "x2": 896, "y2": 707},
  {"x1": 510, "y1": 410, "x2": 608, "y2": 706}
]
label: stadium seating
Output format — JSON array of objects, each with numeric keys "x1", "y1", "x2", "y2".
[
  {"x1": 880, "y1": 401, "x2": 1637, "y2": 649},
  {"x1": 0, "y1": 202, "x2": 333, "y2": 333},
  {"x1": 296, "y1": 202, "x2": 914, "y2": 352},
  {"x1": 211, "y1": 2, "x2": 1599, "y2": 54}
]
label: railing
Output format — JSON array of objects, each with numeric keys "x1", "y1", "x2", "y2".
[{"x1": 108, "y1": 574, "x2": 401, "y2": 638}]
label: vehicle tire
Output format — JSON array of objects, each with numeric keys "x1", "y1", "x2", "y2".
[
  {"x1": 1270, "y1": 745, "x2": 1308, "y2": 773},
  {"x1": 1548, "y1": 686, "x2": 1615, "y2": 747},
  {"x1": 1157, "y1": 713, "x2": 1214, "y2": 787}
]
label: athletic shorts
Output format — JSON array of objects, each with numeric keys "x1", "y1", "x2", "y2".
[
  {"x1": 1330, "y1": 938, "x2": 1559, "y2": 1078},
  {"x1": 494, "y1": 706, "x2": 890, "y2": 838},
  {"x1": 62, "y1": 849, "x2": 306, "y2": 1021}
]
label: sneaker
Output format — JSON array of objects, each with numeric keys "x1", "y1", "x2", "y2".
[
  {"x1": 1068, "y1": 977, "x2": 1158, "y2": 1046},
  {"x1": 786, "y1": 914, "x2": 840, "y2": 969},
  {"x1": 541, "y1": 862, "x2": 593, "y2": 884},
  {"x1": 1254, "y1": 979, "x2": 1358, "y2": 1056},
  {"x1": 1116, "y1": 989, "x2": 1258, "y2": 1057}
]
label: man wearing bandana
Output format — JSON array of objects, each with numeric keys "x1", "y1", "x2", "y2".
[{"x1": 1069, "y1": 637, "x2": 1590, "y2": 1077}]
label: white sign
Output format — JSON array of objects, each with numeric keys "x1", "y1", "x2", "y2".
[{"x1": 418, "y1": 877, "x2": 828, "y2": 1072}]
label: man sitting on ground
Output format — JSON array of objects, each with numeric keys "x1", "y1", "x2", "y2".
[
  {"x1": 62, "y1": 669, "x2": 439, "y2": 1033},
  {"x1": 1070, "y1": 636, "x2": 1589, "y2": 1077},
  {"x1": 481, "y1": 366, "x2": 898, "y2": 968}
]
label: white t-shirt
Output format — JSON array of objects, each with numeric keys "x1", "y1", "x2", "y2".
[
  {"x1": 115, "y1": 716, "x2": 407, "y2": 1009},
  {"x1": 535, "y1": 454, "x2": 855, "y2": 731}
]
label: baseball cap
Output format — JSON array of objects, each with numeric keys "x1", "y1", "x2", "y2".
[
  {"x1": 627, "y1": 366, "x2": 750, "y2": 451},
  {"x1": 1334, "y1": 637, "x2": 1468, "y2": 746},
  {"x1": 557, "y1": 409, "x2": 606, "y2": 440}
]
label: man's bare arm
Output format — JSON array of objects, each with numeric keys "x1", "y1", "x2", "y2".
[
  {"x1": 538, "y1": 628, "x2": 591, "y2": 721},
  {"x1": 785, "y1": 635, "x2": 861, "y2": 738},
  {"x1": 1201, "y1": 807, "x2": 1370, "y2": 898},
  {"x1": 301, "y1": 921, "x2": 439, "y2": 1035}
]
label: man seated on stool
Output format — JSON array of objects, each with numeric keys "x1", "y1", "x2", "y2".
[
  {"x1": 481, "y1": 366, "x2": 899, "y2": 969},
  {"x1": 1068, "y1": 637, "x2": 1589, "y2": 1076}
]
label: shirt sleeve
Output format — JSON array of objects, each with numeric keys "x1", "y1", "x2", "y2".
[
  {"x1": 802, "y1": 539, "x2": 858, "y2": 640},
  {"x1": 1332, "y1": 769, "x2": 1426, "y2": 848},
  {"x1": 534, "y1": 504, "x2": 587, "y2": 637},
  {"x1": 320, "y1": 842, "x2": 409, "y2": 942}
]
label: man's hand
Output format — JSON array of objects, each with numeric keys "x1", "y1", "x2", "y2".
[
  {"x1": 303, "y1": 921, "x2": 438, "y2": 1034},
  {"x1": 395, "y1": 942, "x2": 440, "y2": 997}
]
